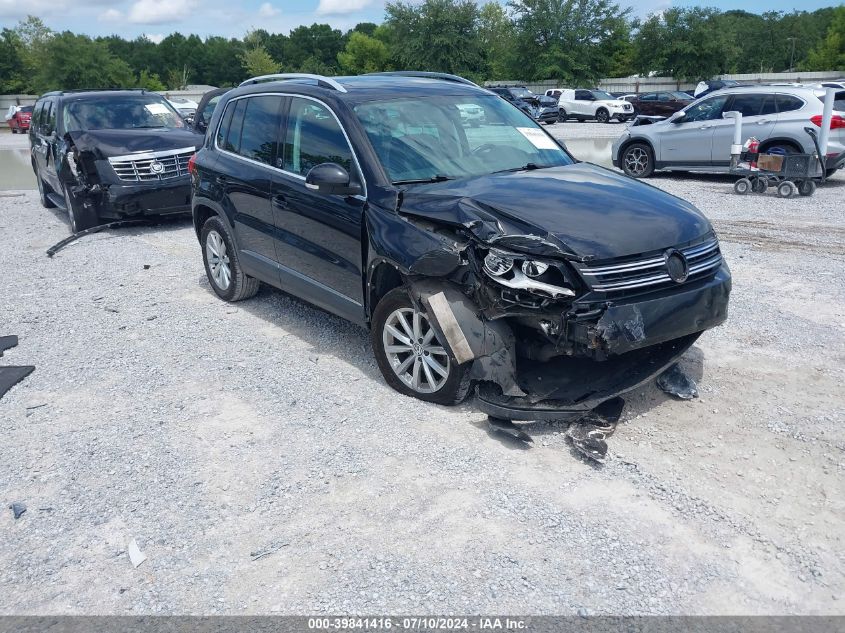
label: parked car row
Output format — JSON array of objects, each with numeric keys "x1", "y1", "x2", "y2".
[{"x1": 28, "y1": 72, "x2": 730, "y2": 422}]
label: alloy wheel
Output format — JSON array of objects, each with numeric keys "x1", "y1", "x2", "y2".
[
  {"x1": 205, "y1": 230, "x2": 232, "y2": 290},
  {"x1": 624, "y1": 147, "x2": 650, "y2": 176},
  {"x1": 382, "y1": 307, "x2": 450, "y2": 394}
]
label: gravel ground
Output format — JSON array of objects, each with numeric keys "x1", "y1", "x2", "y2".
[{"x1": 1, "y1": 123, "x2": 844, "y2": 615}]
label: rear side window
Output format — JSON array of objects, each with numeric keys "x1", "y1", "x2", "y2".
[
  {"x1": 223, "y1": 99, "x2": 247, "y2": 153},
  {"x1": 575, "y1": 90, "x2": 592, "y2": 100},
  {"x1": 43, "y1": 100, "x2": 55, "y2": 134},
  {"x1": 238, "y1": 96, "x2": 282, "y2": 165},
  {"x1": 216, "y1": 101, "x2": 235, "y2": 148},
  {"x1": 775, "y1": 95, "x2": 804, "y2": 113},
  {"x1": 640, "y1": 93, "x2": 657, "y2": 101},
  {"x1": 729, "y1": 94, "x2": 777, "y2": 117},
  {"x1": 283, "y1": 97, "x2": 353, "y2": 177}
]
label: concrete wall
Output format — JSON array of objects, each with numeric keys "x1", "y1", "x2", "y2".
[{"x1": 1, "y1": 89, "x2": 218, "y2": 128}]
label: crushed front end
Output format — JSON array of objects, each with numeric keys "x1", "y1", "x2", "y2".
[
  {"x1": 399, "y1": 223, "x2": 730, "y2": 420},
  {"x1": 62, "y1": 132, "x2": 196, "y2": 221}
]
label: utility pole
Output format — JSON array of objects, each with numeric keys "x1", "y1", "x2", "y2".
[{"x1": 786, "y1": 37, "x2": 797, "y2": 72}]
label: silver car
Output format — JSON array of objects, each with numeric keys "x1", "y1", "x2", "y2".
[{"x1": 612, "y1": 85, "x2": 845, "y2": 178}]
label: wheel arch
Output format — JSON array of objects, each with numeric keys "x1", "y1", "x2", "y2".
[
  {"x1": 759, "y1": 137, "x2": 805, "y2": 153},
  {"x1": 618, "y1": 136, "x2": 656, "y2": 161}
]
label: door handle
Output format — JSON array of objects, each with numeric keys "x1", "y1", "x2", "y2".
[
  {"x1": 756, "y1": 119, "x2": 770, "y2": 124},
  {"x1": 699, "y1": 125, "x2": 711, "y2": 130},
  {"x1": 215, "y1": 175, "x2": 229, "y2": 184},
  {"x1": 271, "y1": 195, "x2": 287, "y2": 210}
]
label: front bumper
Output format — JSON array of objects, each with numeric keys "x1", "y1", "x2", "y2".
[
  {"x1": 474, "y1": 264, "x2": 730, "y2": 419},
  {"x1": 98, "y1": 177, "x2": 192, "y2": 220}
]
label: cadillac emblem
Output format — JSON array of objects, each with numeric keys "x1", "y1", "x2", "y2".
[
  {"x1": 150, "y1": 161, "x2": 164, "y2": 174},
  {"x1": 665, "y1": 249, "x2": 689, "y2": 283}
]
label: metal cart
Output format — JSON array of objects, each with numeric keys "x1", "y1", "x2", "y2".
[{"x1": 731, "y1": 127, "x2": 827, "y2": 198}]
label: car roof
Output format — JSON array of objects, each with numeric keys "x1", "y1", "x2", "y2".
[
  {"x1": 40, "y1": 89, "x2": 158, "y2": 101},
  {"x1": 707, "y1": 84, "x2": 830, "y2": 98},
  {"x1": 233, "y1": 74, "x2": 492, "y2": 103}
]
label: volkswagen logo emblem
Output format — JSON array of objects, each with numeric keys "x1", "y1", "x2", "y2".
[
  {"x1": 665, "y1": 249, "x2": 689, "y2": 283},
  {"x1": 149, "y1": 161, "x2": 164, "y2": 174}
]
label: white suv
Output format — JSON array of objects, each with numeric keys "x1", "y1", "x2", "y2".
[{"x1": 554, "y1": 89, "x2": 634, "y2": 123}]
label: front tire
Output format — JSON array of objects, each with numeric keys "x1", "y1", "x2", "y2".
[
  {"x1": 558, "y1": 108, "x2": 567, "y2": 122},
  {"x1": 35, "y1": 167, "x2": 56, "y2": 208},
  {"x1": 63, "y1": 183, "x2": 98, "y2": 233},
  {"x1": 596, "y1": 108, "x2": 610, "y2": 123},
  {"x1": 621, "y1": 142, "x2": 655, "y2": 178},
  {"x1": 371, "y1": 288, "x2": 471, "y2": 405},
  {"x1": 200, "y1": 215, "x2": 260, "y2": 302}
]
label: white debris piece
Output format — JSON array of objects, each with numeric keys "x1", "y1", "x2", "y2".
[{"x1": 127, "y1": 538, "x2": 147, "y2": 568}]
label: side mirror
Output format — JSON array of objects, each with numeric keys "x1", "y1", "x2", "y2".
[
  {"x1": 671, "y1": 113, "x2": 686, "y2": 124},
  {"x1": 305, "y1": 163, "x2": 362, "y2": 196}
]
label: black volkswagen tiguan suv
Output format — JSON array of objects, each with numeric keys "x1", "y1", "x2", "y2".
[
  {"x1": 191, "y1": 72, "x2": 731, "y2": 420},
  {"x1": 30, "y1": 90, "x2": 203, "y2": 233}
]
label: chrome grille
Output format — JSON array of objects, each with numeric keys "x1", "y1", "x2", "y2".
[
  {"x1": 576, "y1": 238, "x2": 722, "y2": 294},
  {"x1": 108, "y1": 146, "x2": 195, "y2": 182}
]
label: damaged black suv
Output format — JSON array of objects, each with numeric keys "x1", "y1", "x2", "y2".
[
  {"x1": 191, "y1": 73, "x2": 731, "y2": 420},
  {"x1": 29, "y1": 90, "x2": 203, "y2": 233}
]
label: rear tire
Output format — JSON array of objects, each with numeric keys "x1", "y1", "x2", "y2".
[
  {"x1": 371, "y1": 288, "x2": 471, "y2": 406},
  {"x1": 200, "y1": 215, "x2": 260, "y2": 302},
  {"x1": 63, "y1": 183, "x2": 98, "y2": 233}
]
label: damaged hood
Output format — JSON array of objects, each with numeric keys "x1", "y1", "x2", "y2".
[
  {"x1": 65, "y1": 128, "x2": 203, "y2": 160},
  {"x1": 399, "y1": 163, "x2": 712, "y2": 260}
]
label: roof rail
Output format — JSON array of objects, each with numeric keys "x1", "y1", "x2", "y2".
[
  {"x1": 364, "y1": 71, "x2": 479, "y2": 87},
  {"x1": 239, "y1": 73, "x2": 347, "y2": 93}
]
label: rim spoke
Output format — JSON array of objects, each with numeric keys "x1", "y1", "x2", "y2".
[
  {"x1": 385, "y1": 344, "x2": 412, "y2": 354},
  {"x1": 411, "y1": 358, "x2": 421, "y2": 390},
  {"x1": 385, "y1": 324, "x2": 412, "y2": 346},
  {"x1": 396, "y1": 354, "x2": 415, "y2": 375},
  {"x1": 423, "y1": 354, "x2": 448, "y2": 378},
  {"x1": 396, "y1": 312, "x2": 414, "y2": 340},
  {"x1": 412, "y1": 311, "x2": 421, "y2": 340},
  {"x1": 421, "y1": 359, "x2": 437, "y2": 388},
  {"x1": 422, "y1": 326, "x2": 436, "y2": 345},
  {"x1": 427, "y1": 346, "x2": 448, "y2": 356}
]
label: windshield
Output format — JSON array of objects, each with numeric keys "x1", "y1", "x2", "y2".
[
  {"x1": 62, "y1": 95, "x2": 185, "y2": 132},
  {"x1": 509, "y1": 87, "x2": 535, "y2": 99},
  {"x1": 591, "y1": 91, "x2": 614, "y2": 101},
  {"x1": 354, "y1": 94, "x2": 573, "y2": 184}
]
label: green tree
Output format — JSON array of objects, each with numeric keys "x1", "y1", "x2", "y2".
[
  {"x1": 33, "y1": 31, "x2": 134, "y2": 92},
  {"x1": 478, "y1": 2, "x2": 516, "y2": 79},
  {"x1": 633, "y1": 8, "x2": 729, "y2": 80},
  {"x1": 509, "y1": 0, "x2": 632, "y2": 84},
  {"x1": 239, "y1": 44, "x2": 281, "y2": 77},
  {"x1": 384, "y1": 0, "x2": 485, "y2": 77},
  {"x1": 803, "y1": 6, "x2": 845, "y2": 71},
  {"x1": 136, "y1": 69, "x2": 166, "y2": 91},
  {"x1": 0, "y1": 29, "x2": 27, "y2": 93},
  {"x1": 337, "y1": 31, "x2": 390, "y2": 74}
]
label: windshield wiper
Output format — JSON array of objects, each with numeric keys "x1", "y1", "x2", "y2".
[
  {"x1": 492, "y1": 162, "x2": 549, "y2": 174},
  {"x1": 132, "y1": 125, "x2": 167, "y2": 129},
  {"x1": 392, "y1": 174, "x2": 454, "y2": 185}
]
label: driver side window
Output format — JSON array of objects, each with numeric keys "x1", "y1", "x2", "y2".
[
  {"x1": 682, "y1": 96, "x2": 729, "y2": 122},
  {"x1": 283, "y1": 97, "x2": 353, "y2": 177}
]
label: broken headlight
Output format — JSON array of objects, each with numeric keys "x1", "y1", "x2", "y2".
[
  {"x1": 480, "y1": 248, "x2": 576, "y2": 300},
  {"x1": 66, "y1": 151, "x2": 79, "y2": 178}
]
